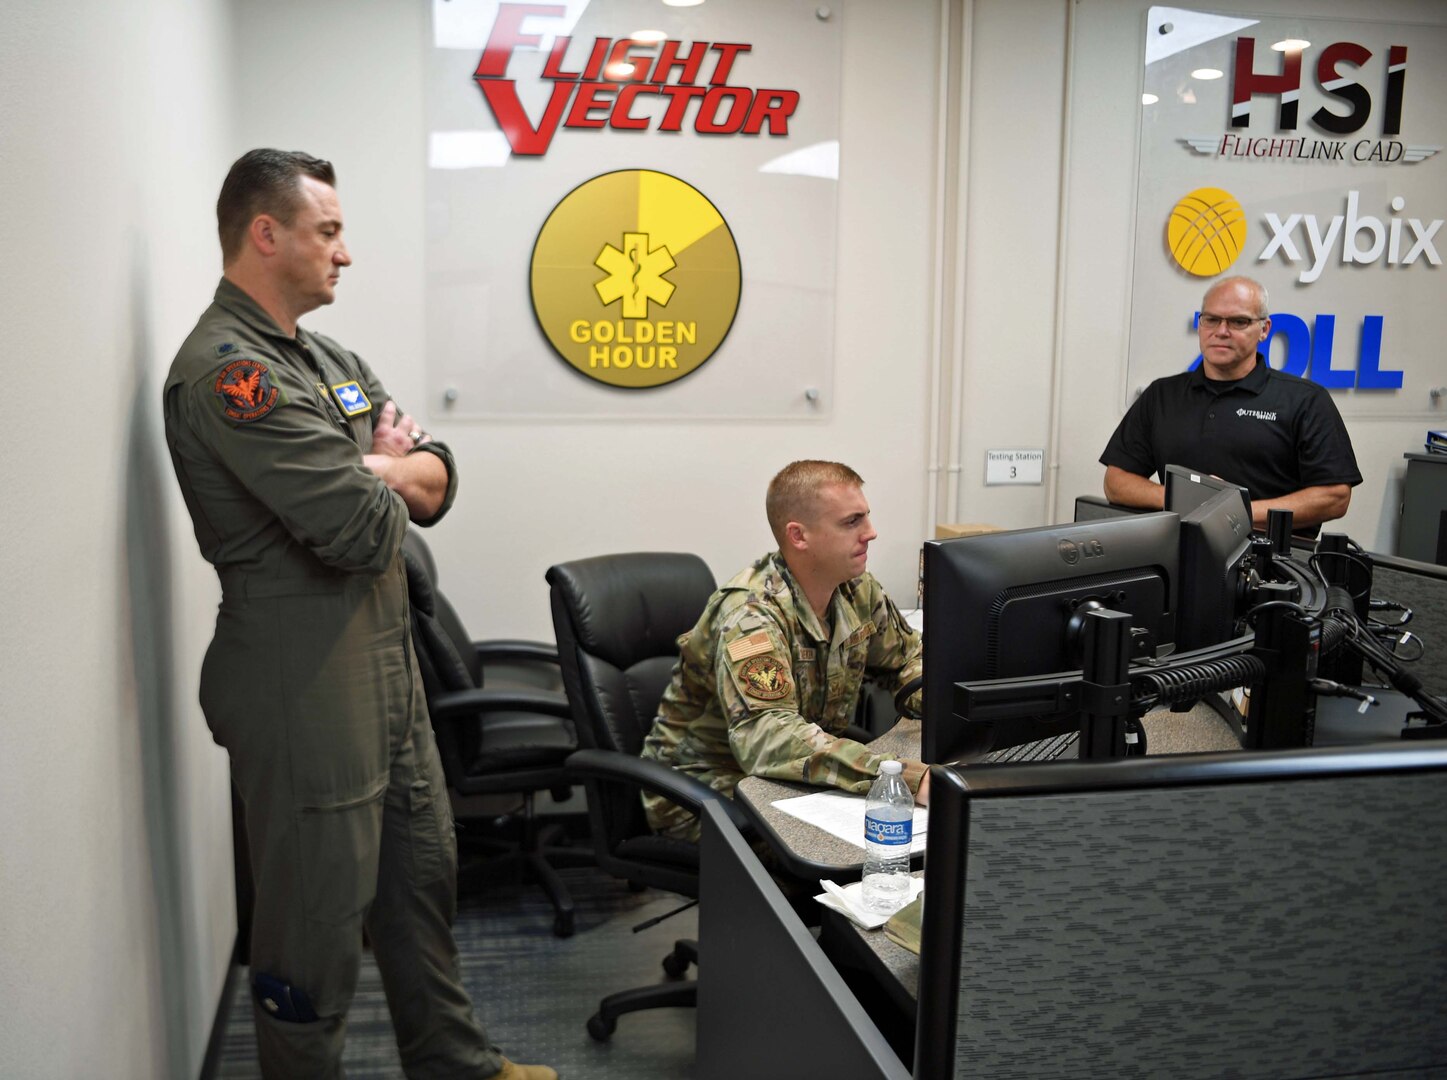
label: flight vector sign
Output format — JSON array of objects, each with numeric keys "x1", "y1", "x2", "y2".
[
  {"x1": 474, "y1": 3, "x2": 801, "y2": 155},
  {"x1": 530, "y1": 170, "x2": 741, "y2": 389}
]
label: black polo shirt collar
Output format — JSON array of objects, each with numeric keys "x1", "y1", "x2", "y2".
[{"x1": 1189, "y1": 354, "x2": 1270, "y2": 397}]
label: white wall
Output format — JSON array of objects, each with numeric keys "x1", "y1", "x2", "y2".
[{"x1": 0, "y1": 2, "x2": 237, "y2": 1077}]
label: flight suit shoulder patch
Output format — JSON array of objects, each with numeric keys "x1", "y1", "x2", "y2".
[
  {"x1": 738, "y1": 656, "x2": 790, "y2": 701},
  {"x1": 726, "y1": 631, "x2": 774, "y2": 663},
  {"x1": 212, "y1": 357, "x2": 284, "y2": 423}
]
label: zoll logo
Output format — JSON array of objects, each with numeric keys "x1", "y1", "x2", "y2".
[
  {"x1": 530, "y1": 170, "x2": 741, "y2": 389},
  {"x1": 1167, "y1": 187, "x2": 1247, "y2": 275}
]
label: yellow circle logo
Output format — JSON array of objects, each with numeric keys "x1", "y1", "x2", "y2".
[
  {"x1": 1167, "y1": 187, "x2": 1247, "y2": 276},
  {"x1": 530, "y1": 170, "x2": 741, "y2": 389}
]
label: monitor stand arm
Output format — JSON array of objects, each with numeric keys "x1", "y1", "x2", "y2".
[{"x1": 1077, "y1": 609, "x2": 1134, "y2": 759}]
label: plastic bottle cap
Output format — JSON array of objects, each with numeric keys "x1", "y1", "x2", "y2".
[{"x1": 879, "y1": 760, "x2": 903, "y2": 775}]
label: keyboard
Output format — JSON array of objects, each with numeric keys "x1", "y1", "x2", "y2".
[{"x1": 979, "y1": 730, "x2": 1080, "y2": 764}]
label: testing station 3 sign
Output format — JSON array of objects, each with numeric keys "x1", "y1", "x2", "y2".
[{"x1": 1131, "y1": 7, "x2": 1445, "y2": 411}]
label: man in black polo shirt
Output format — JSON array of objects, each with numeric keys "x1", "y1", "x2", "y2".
[{"x1": 1100, "y1": 275, "x2": 1361, "y2": 536}]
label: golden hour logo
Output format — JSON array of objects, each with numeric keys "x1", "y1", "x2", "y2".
[
  {"x1": 1167, "y1": 187, "x2": 1247, "y2": 276},
  {"x1": 531, "y1": 170, "x2": 741, "y2": 389}
]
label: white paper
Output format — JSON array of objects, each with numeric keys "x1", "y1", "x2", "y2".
[{"x1": 771, "y1": 791, "x2": 928, "y2": 853}]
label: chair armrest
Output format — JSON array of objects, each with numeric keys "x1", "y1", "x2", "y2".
[
  {"x1": 429, "y1": 686, "x2": 572, "y2": 721},
  {"x1": 842, "y1": 724, "x2": 874, "y2": 744},
  {"x1": 471, "y1": 639, "x2": 560, "y2": 666},
  {"x1": 565, "y1": 748, "x2": 754, "y2": 834}
]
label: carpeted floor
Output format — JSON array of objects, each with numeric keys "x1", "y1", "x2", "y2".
[{"x1": 215, "y1": 864, "x2": 698, "y2": 1079}]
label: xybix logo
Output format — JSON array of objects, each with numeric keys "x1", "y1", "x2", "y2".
[
  {"x1": 1260, "y1": 190, "x2": 1441, "y2": 283},
  {"x1": 1166, "y1": 186, "x2": 1442, "y2": 283}
]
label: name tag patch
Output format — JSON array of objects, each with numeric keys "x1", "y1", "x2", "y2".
[{"x1": 331, "y1": 381, "x2": 372, "y2": 417}]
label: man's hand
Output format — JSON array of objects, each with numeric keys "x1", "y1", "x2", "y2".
[
  {"x1": 1249, "y1": 484, "x2": 1352, "y2": 531},
  {"x1": 363, "y1": 400, "x2": 448, "y2": 521},
  {"x1": 916, "y1": 767, "x2": 930, "y2": 807},
  {"x1": 370, "y1": 400, "x2": 432, "y2": 456}
]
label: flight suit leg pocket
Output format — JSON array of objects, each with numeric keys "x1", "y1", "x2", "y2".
[
  {"x1": 297, "y1": 778, "x2": 388, "y2": 926},
  {"x1": 407, "y1": 776, "x2": 455, "y2": 889}
]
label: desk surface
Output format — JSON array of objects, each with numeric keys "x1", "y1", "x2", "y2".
[
  {"x1": 733, "y1": 698, "x2": 1251, "y2": 1006},
  {"x1": 733, "y1": 700, "x2": 1243, "y2": 882}
]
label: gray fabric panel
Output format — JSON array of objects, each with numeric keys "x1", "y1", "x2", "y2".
[
  {"x1": 1371, "y1": 563, "x2": 1447, "y2": 697},
  {"x1": 955, "y1": 773, "x2": 1447, "y2": 1078}
]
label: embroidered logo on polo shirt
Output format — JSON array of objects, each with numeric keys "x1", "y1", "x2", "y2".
[
  {"x1": 331, "y1": 381, "x2": 372, "y2": 417},
  {"x1": 1236, "y1": 407, "x2": 1278, "y2": 421},
  {"x1": 739, "y1": 656, "x2": 790, "y2": 701},
  {"x1": 214, "y1": 358, "x2": 282, "y2": 423}
]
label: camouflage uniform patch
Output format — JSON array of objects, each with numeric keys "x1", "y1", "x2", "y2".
[{"x1": 739, "y1": 656, "x2": 790, "y2": 700}]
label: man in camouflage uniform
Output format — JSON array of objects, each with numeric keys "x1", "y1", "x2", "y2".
[
  {"x1": 641, "y1": 460, "x2": 930, "y2": 841},
  {"x1": 164, "y1": 150, "x2": 553, "y2": 1080}
]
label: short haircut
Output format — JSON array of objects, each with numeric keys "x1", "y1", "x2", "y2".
[
  {"x1": 765, "y1": 460, "x2": 865, "y2": 546},
  {"x1": 1204, "y1": 275, "x2": 1270, "y2": 319},
  {"x1": 217, "y1": 149, "x2": 336, "y2": 264}
]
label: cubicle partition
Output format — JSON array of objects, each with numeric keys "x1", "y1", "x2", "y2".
[
  {"x1": 916, "y1": 746, "x2": 1447, "y2": 1079},
  {"x1": 696, "y1": 800, "x2": 911, "y2": 1080}
]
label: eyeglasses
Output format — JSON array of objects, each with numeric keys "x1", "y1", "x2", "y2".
[{"x1": 1198, "y1": 313, "x2": 1266, "y2": 332}]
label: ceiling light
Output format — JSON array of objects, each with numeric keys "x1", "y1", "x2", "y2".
[
  {"x1": 1271, "y1": 38, "x2": 1310, "y2": 52},
  {"x1": 605, "y1": 61, "x2": 636, "y2": 78},
  {"x1": 1142, "y1": 93, "x2": 1159, "y2": 105},
  {"x1": 631, "y1": 29, "x2": 668, "y2": 43},
  {"x1": 1191, "y1": 68, "x2": 1223, "y2": 80},
  {"x1": 662, "y1": 0, "x2": 705, "y2": 7}
]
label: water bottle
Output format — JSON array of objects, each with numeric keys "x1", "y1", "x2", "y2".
[{"x1": 862, "y1": 760, "x2": 913, "y2": 914}]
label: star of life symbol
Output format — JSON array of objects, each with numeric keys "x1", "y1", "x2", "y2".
[{"x1": 595, "y1": 232, "x2": 676, "y2": 319}]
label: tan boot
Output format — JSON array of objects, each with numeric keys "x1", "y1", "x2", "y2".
[{"x1": 491, "y1": 1058, "x2": 559, "y2": 1080}]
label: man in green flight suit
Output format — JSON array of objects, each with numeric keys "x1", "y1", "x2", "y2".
[
  {"x1": 641, "y1": 460, "x2": 931, "y2": 842},
  {"x1": 163, "y1": 149, "x2": 554, "y2": 1080}
]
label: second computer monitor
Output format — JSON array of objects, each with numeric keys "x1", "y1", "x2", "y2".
[{"x1": 1164, "y1": 464, "x2": 1252, "y2": 521}]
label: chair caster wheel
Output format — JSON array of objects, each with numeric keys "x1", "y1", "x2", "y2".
[
  {"x1": 662, "y1": 952, "x2": 689, "y2": 977},
  {"x1": 587, "y1": 1013, "x2": 616, "y2": 1041},
  {"x1": 554, "y1": 912, "x2": 575, "y2": 938}
]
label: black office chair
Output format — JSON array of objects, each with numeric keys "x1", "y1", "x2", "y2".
[
  {"x1": 403, "y1": 530, "x2": 589, "y2": 937},
  {"x1": 546, "y1": 552, "x2": 754, "y2": 1040}
]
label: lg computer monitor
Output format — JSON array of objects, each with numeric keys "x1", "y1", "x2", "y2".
[
  {"x1": 1175, "y1": 483, "x2": 1255, "y2": 653},
  {"x1": 921, "y1": 512, "x2": 1180, "y2": 764},
  {"x1": 1164, "y1": 464, "x2": 1251, "y2": 522}
]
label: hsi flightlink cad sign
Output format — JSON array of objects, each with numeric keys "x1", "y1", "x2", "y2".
[{"x1": 1180, "y1": 35, "x2": 1442, "y2": 167}]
